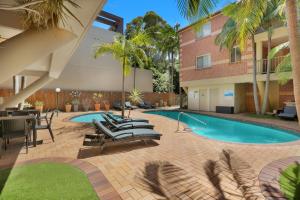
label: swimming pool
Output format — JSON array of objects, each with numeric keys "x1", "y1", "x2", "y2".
[
  {"x1": 70, "y1": 113, "x2": 106, "y2": 123},
  {"x1": 145, "y1": 110, "x2": 300, "y2": 144}
]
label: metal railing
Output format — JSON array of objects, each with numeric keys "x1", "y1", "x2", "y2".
[
  {"x1": 177, "y1": 112, "x2": 207, "y2": 131},
  {"x1": 256, "y1": 56, "x2": 287, "y2": 74}
]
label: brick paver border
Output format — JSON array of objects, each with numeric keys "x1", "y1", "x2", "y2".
[
  {"x1": 258, "y1": 156, "x2": 300, "y2": 200},
  {"x1": 0, "y1": 157, "x2": 121, "y2": 200}
]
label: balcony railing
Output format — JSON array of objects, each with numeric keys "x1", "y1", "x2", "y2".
[{"x1": 256, "y1": 56, "x2": 287, "y2": 74}]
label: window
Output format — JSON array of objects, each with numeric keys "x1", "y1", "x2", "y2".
[
  {"x1": 196, "y1": 54, "x2": 211, "y2": 69},
  {"x1": 196, "y1": 22, "x2": 211, "y2": 38},
  {"x1": 230, "y1": 47, "x2": 241, "y2": 63}
]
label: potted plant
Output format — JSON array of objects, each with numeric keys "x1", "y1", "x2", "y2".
[
  {"x1": 93, "y1": 92, "x2": 103, "y2": 111},
  {"x1": 70, "y1": 90, "x2": 81, "y2": 112},
  {"x1": 103, "y1": 100, "x2": 110, "y2": 111},
  {"x1": 65, "y1": 102, "x2": 72, "y2": 112},
  {"x1": 72, "y1": 99, "x2": 80, "y2": 112},
  {"x1": 34, "y1": 101, "x2": 44, "y2": 112},
  {"x1": 82, "y1": 98, "x2": 91, "y2": 112},
  {"x1": 128, "y1": 89, "x2": 143, "y2": 106}
]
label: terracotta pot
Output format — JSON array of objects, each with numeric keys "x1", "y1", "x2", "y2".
[
  {"x1": 104, "y1": 103, "x2": 110, "y2": 111},
  {"x1": 65, "y1": 104, "x2": 72, "y2": 112},
  {"x1": 35, "y1": 105, "x2": 43, "y2": 113},
  {"x1": 94, "y1": 103, "x2": 101, "y2": 111}
]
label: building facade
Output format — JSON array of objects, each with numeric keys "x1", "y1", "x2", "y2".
[{"x1": 179, "y1": 13, "x2": 292, "y2": 113}]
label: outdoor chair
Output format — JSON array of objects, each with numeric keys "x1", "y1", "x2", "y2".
[
  {"x1": 113, "y1": 101, "x2": 123, "y2": 110},
  {"x1": 2, "y1": 117, "x2": 31, "y2": 153},
  {"x1": 86, "y1": 120, "x2": 161, "y2": 152},
  {"x1": 5, "y1": 107, "x2": 19, "y2": 111},
  {"x1": 102, "y1": 115, "x2": 154, "y2": 131},
  {"x1": 125, "y1": 101, "x2": 137, "y2": 110},
  {"x1": 105, "y1": 113, "x2": 149, "y2": 123},
  {"x1": 35, "y1": 111, "x2": 55, "y2": 142},
  {"x1": 138, "y1": 101, "x2": 155, "y2": 109},
  {"x1": 278, "y1": 106, "x2": 297, "y2": 120},
  {"x1": 12, "y1": 111, "x2": 29, "y2": 116}
]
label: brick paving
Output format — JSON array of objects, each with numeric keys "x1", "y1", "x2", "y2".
[{"x1": 1, "y1": 110, "x2": 300, "y2": 200}]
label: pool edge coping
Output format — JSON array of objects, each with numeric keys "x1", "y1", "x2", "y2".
[{"x1": 0, "y1": 157, "x2": 121, "y2": 200}]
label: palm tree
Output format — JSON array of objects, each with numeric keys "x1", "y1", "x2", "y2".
[
  {"x1": 260, "y1": 0, "x2": 284, "y2": 114},
  {"x1": 94, "y1": 33, "x2": 148, "y2": 117},
  {"x1": 285, "y1": 0, "x2": 300, "y2": 125},
  {"x1": 158, "y1": 24, "x2": 180, "y2": 93}
]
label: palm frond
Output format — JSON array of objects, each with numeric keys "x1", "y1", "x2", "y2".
[
  {"x1": 268, "y1": 41, "x2": 289, "y2": 59},
  {"x1": 275, "y1": 54, "x2": 292, "y2": 85},
  {"x1": 215, "y1": 18, "x2": 238, "y2": 50},
  {"x1": 16, "y1": 0, "x2": 82, "y2": 29}
]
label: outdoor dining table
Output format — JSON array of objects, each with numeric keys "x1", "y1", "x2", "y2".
[{"x1": 0, "y1": 115, "x2": 38, "y2": 147}]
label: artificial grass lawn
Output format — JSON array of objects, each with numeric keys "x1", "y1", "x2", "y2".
[
  {"x1": 0, "y1": 162, "x2": 99, "y2": 200},
  {"x1": 279, "y1": 163, "x2": 300, "y2": 200},
  {"x1": 244, "y1": 113, "x2": 279, "y2": 119}
]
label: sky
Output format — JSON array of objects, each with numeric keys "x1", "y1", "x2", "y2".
[{"x1": 94, "y1": 0, "x2": 235, "y2": 29}]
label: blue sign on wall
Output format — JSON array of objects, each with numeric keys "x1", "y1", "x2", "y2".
[{"x1": 224, "y1": 90, "x2": 234, "y2": 97}]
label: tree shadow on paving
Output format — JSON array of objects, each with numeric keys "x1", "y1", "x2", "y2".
[
  {"x1": 77, "y1": 140, "x2": 159, "y2": 159},
  {"x1": 54, "y1": 123, "x2": 93, "y2": 136},
  {"x1": 135, "y1": 149, "x2": 264, "y2": 200}
]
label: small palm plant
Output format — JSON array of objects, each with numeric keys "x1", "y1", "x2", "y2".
[
  {"x1": 1, "y1": 0, "x2": 82, "y2": 29},
  {"x1": 128, "y1": 89, "x2": 143, "y2": 105},
  {"x1": 94, "y1": 33, "x2": 149, "y2": 117}
]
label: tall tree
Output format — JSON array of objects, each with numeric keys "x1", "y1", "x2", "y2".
[
  {"x1": 260, "y1": 0, "x2": 284, "y2": 114},
  {"x1": 158, "y1": 24, "x2": 180, "y2": 93},
  {"x1": 94, "y1": 33, "x2": 148, "y2": 117},
  {"x1": 286, "y1": 0, "x2": 300, "y2": 124},
  {"x1": 126, "y1": 11, "x2": 180, "y2": 94}
]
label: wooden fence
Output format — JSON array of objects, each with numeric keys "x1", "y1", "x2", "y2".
[{"x1": 0, "y1": 89, "x2": 178, "y2": 111}]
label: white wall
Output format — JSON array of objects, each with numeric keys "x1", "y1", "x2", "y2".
[
  {"x1": 0, "y1": 27, "x2": 153, "y2": 92},
  {"x1": 188, "y1": 83, "x2": 235, "y2": 111}
]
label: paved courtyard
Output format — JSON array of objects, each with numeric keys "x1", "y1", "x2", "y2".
[{"x1": 1, "y1": 110, "x2": 300, "y2": 200}]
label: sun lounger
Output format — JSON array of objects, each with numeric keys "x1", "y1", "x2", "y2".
[
  {"x1": 125, "y1": 101, "x2": 137, "y2": 110},
  {"x1": 88, "y1": 120, "x2": 161, "y2": 152},
  {"x1": 113, "y1": 101, "x2": 123, "y2": 110},
  {"x1": 105, "y1": 113, "x2": 149, "y2": 123},
  {"x1": 138, "y1": 101, "x2": 155, "y2": 109},
  {"x1": 278, "y1": 106, "x2": 297, "y2": 120},
  {"x1": 102, "y1": 115, "x2": 154, "y2": 131}
]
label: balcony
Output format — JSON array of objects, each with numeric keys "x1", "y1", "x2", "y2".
[{"x1": 256, "y1": 56, "x2": 287, "y2": 74}]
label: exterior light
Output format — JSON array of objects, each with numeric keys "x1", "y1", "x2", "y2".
[{"x1": 55, "y1": 88, "x2": 61, "y2": 93}]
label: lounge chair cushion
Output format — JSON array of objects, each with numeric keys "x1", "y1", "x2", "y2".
[
  {"x1": 93, "y1": 120, "x2": 161, "y2": 140},
  {"x1": 106, "y1": 113, "x2": 149, "y2": 123},
  {"x1": 110, "y1": 128, "x2": 161, "y2": 140},
  {"x1": 114, "y1": 121, "x2": 154, "y2": 130}
]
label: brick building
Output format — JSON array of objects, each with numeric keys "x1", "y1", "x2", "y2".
[{"x1": 179, "y1": 12, "x2": 293, "y2": 113}]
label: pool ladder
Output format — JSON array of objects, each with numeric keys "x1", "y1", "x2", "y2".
[{"x1": 177, "y1": 112, "x2": 207, "y2": 132}]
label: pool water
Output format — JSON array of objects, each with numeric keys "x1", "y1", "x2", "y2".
[
  {"x1": 145, "y1": 110, "x2": 300, "y2": 144},
  {"x1": 70, "y1": 113, "x2": 106, "y2": 123}
]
